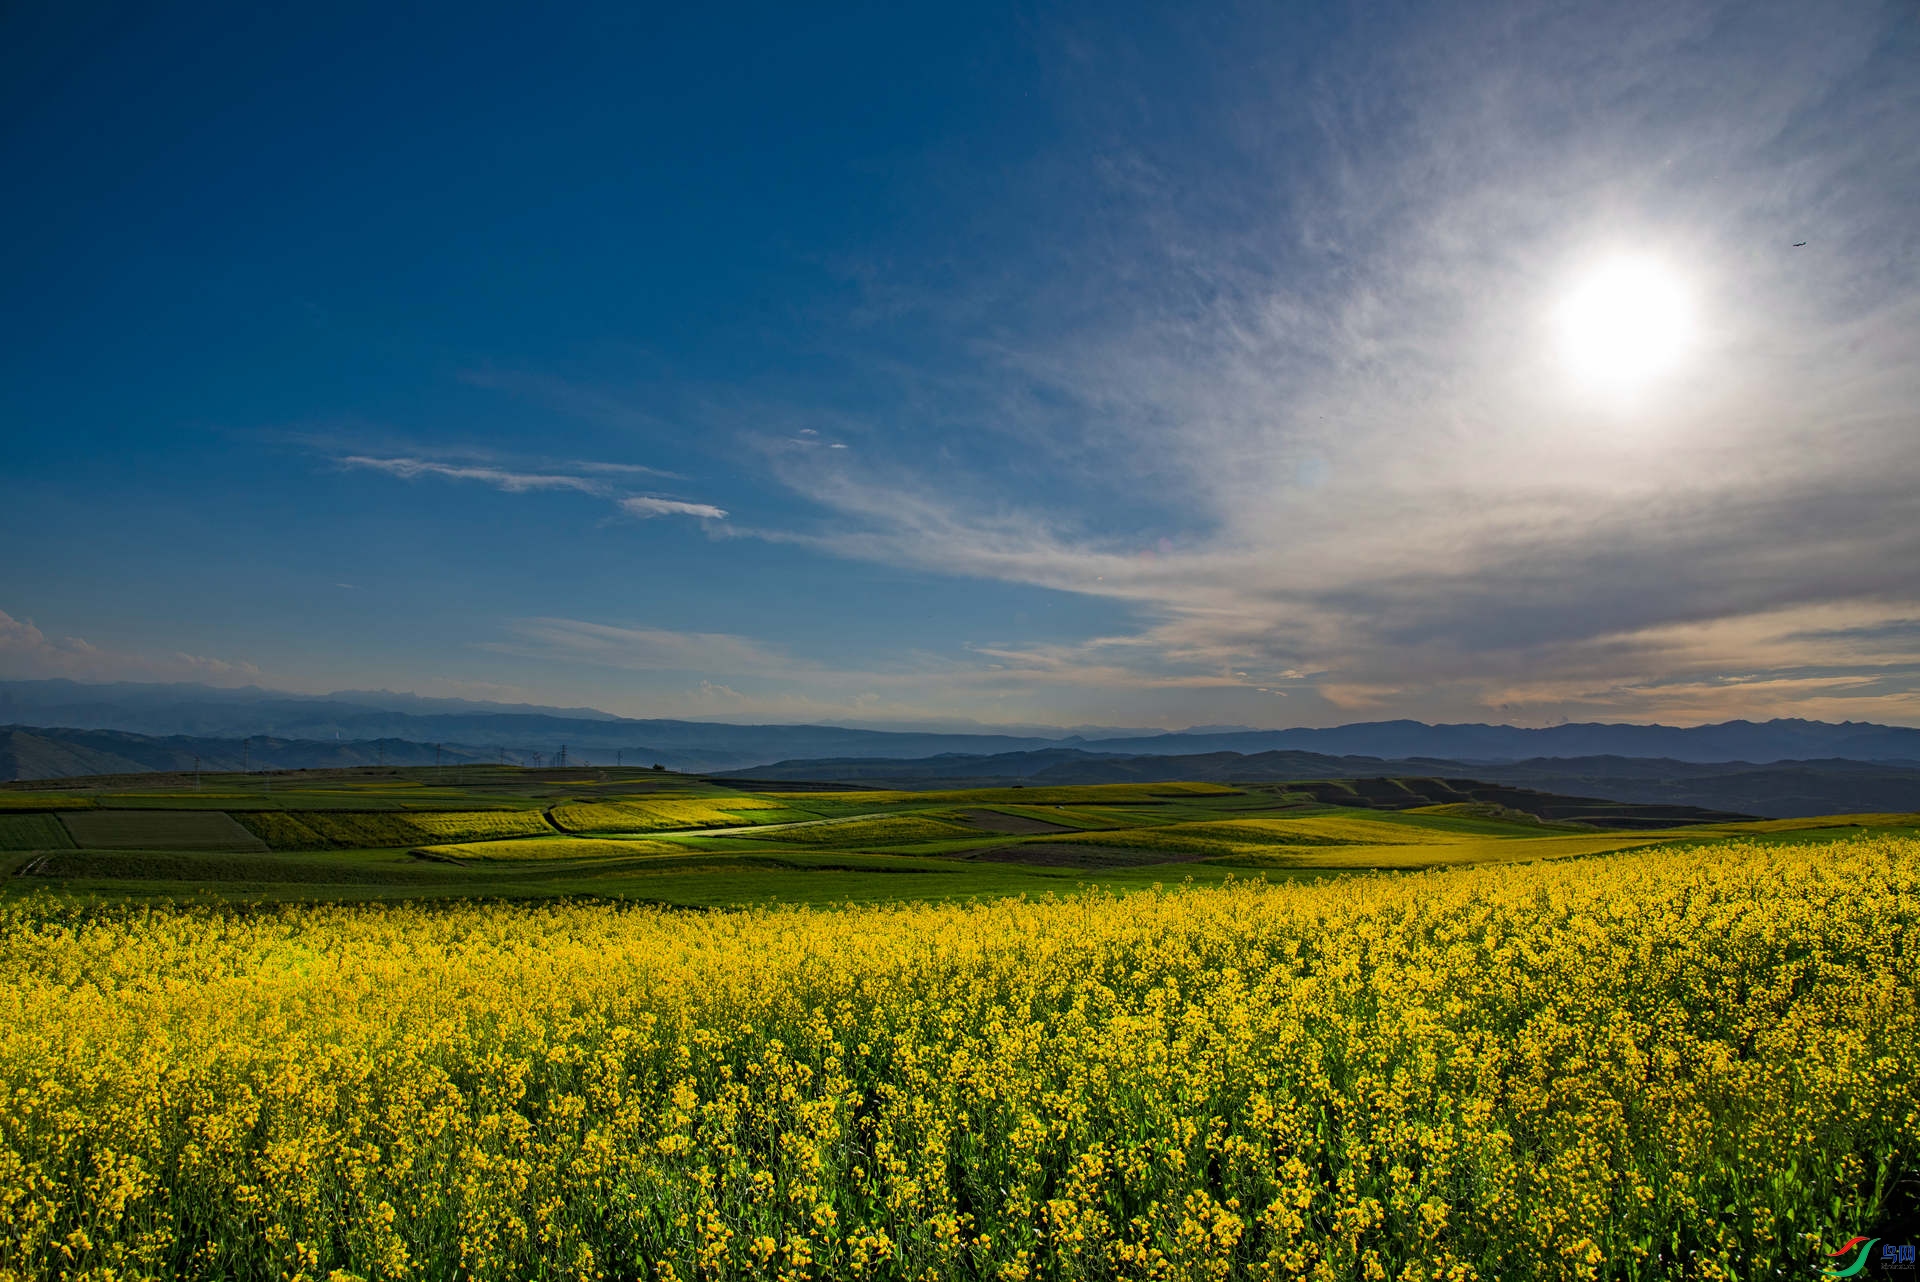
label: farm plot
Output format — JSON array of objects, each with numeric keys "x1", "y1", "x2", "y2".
[
  {"x1": 1011, "y1": 812, "x2": 1668, "y2": 867},
  {"x1": 960, "y1": 842, "x2": 1216, "y2": 869},
  {"x1": 407, "y1": 810, "x2": 557, "y2": 842},
  {"x1": 0, "y1": 794, "x2": 92, "y2": 811},
  {"x1": 946, "y1": 808, "x2": 1078, "y2": 835},
  {"x1": 769, "y1": 782, "x2": 1241, "y2": 808},
  {"x1": 231, "y1": 811, "x2": 441, "y2": 850},
  {"x1": 416, "y1": 836, "x2": 684, "y2": 861},
  {"x1": 1216, "y1": 832, "x2": 1667, "y2": 869},
  {"x1": 734, "y1": 814, "x2": 981, "y2": 846},
  {"x1": 550, "y1": 796, "x2": 798, "y2": 833},
  {"x1": 60, "y1": 809, "x2": 266, "y2": 851},
  {"x1": 0, "y1": 814, "x2": 76, "y2": 851}
]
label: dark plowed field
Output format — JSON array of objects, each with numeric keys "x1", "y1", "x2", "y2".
[
  {"x1": 953, "y1": 809, "x2": 1077, "y2": 835},
  {"x1": 960, "y1": 842, "x2": 1210, "y2": 869},
  {"x1": 61, "y1": 809, "x2": 267, "y2": 851}
]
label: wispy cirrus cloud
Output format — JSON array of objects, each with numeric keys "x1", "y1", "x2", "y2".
[
  {"x1": 620, "y1": 496, "x2": 729, "y2": 520},
  {"x1": 571, "y1": 460, "x2": 682, "y2": 478},
  {"x1": 339, "y1": 452, "x2": 729, "y2": 524},
  {"x1": 341, "y1": 455, "x2": 610, "y2": 494}
]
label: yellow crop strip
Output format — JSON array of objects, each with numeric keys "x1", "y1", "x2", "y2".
[
  {"x1": 406, "y1": 810, "x2": 557, "y2": 840},
  {"x1": 0, "y1": 837, "x2": 1913, "y2": 1280},
  {"x1": 552, "y1": 797, "x2": 789, "y2": 833},
  {"x1": 417, "y1": 835, "x2": 685, "y2": 861},
  {"x1": 0, "y1": 795, "x2": 93, "y2": 811}
]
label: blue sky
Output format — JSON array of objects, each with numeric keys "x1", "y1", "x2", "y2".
[{"x1": 3, "y1": 0, "x2": 1917, "y2": 729}]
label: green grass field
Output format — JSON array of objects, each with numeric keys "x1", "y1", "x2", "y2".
[
  {"x1": 3, "y1": 765, "x2": 1916, "y2": 906},
  {"x1": 0, "y1": 814, "x2": 75, "y2": 851},
  {"x1": 58, "y1": 808, "x2": 266, "y2": 851}
]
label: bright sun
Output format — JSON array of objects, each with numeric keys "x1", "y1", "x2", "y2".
[{"x1": 1556, "y1": 256, "x2": 1694, "y2": 391}]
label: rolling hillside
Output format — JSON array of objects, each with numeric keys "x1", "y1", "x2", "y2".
[{"x1": 722, "y1": 747, "x2": 1920, "y2": 818}]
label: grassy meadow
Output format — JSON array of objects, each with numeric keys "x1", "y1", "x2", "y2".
[{"x1": 0, "y1": 767, "x2": 1915, "y2": 1278}]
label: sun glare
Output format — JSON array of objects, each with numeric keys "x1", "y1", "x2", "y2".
[{"x1": 1556, "y1": 256, "x2": 1694, "y2": 392}]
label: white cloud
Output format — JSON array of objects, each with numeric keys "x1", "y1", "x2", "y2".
[
  {"x1": 620, "y1": 496, "x2": 728, "y2": 520},
  {"x1": 569, "y1": 460, "x2": 682, "y2": 478},
  {"x1": 338, "y1": 453, "x2": 727, "y2": 525},
  {"x1": 340, "y1": 455, "x2": 610, "y2": 494}
]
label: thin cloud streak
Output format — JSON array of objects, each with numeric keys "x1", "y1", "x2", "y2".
[
  {"x1": 339, "y1": 453, "x2": 730, "y2": 524},
  {"x1": 620, "y1": 497, "x2": 729, "y2": 521},
  {"x1": 340, "y1": 455, "x2": 610, "y2": 495}
]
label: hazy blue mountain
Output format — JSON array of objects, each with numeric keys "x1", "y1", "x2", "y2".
[
  {"x1": 3, "y1": 680, "x2": 1918, "y2": 773},
  {"x1": 0, "y1": 726, "x2": 501, "y2": 781},
  {"x1": 0, "y1": 681, "x2": 1061, "y2": 763},
  {"x1": 7, "y1": 711, "x2": 1920, "y2": 816}
]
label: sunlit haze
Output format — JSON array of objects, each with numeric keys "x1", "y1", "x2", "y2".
[{"x1": 1556, "y1": 257, "x2": 1695, "y2": 392}]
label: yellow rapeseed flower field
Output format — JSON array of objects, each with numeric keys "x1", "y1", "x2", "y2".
[
  {"x1": 1, "y1": 837, "x2": 1914, "y2": 1281},
  {"x1": 405, "y1": 812, "x2": 558, "y2": 842},
  {"x1": 415, "y1": 836, "x2": 686, "y2": 861},
  {"x1": 550, "y1": 798, "x2": 790, "y2": 833}
]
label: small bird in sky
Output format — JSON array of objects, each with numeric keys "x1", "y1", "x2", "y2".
[{"x1": 1793, "y1": 241, "x2": 1807, "y2": 247}]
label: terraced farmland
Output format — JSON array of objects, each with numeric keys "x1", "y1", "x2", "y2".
[{"x1": 2, "y1": 763, "x2": 1916, "y2": 906}]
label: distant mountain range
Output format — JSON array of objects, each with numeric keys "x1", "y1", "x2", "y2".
[
  {"x1": 0, "y1": 680, "x2": 1059, "y2": 771},
  {"x1": 0, "y1": 726, "x2": 501, "y2": 782},
  {"x1": 4, "y1": 679, "x2": 1920, "y2": 768},
  {"x1": 5, "y1": 718, "x2": 1919, "y2": 818},
  {"x1": 4, "y1": 679, "x2": 1920, "y2": 816}
]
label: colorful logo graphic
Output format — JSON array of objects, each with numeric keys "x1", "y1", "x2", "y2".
[{"x1": 1822, "y1": 1237, "x2": 1880, "y2": 1278}]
